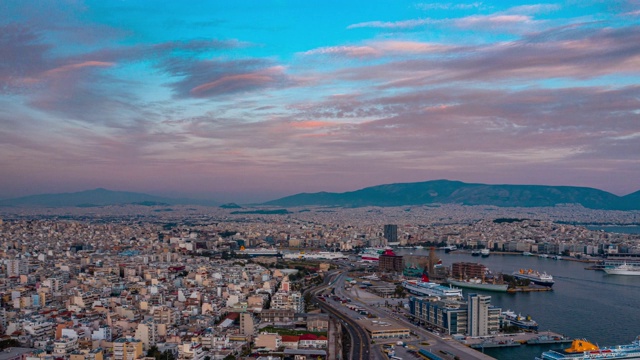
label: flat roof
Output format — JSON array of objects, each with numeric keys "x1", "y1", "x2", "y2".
[
  {"x1": 356, "y1": 318, "x2": 410, "y2": 333},
  {"x1": 0, "y1": 348, "x2": 36, "y2": 360}
]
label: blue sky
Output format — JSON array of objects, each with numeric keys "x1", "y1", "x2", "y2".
[{"x1": 1, "y1": 0, "x2": 639, "y2": 202}]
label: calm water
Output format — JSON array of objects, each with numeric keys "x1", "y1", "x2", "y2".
[
  {"x1": 585, "y1": 225, "x2": 640, "y2": 234},
  {"x1": 395, "y1": 249, "x2": 640, "y2": 360}
]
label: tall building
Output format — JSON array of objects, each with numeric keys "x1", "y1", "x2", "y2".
[
  {"x1": 384, "y1": 224, "x2": 398, "y2": 243},
  {"x1": 5, "y1": 258, "x2": 28, "y2": 277},
  {"x1": 239, "y1": 312, "x2": 254, "y2": 336},
  {"x1": 134, "y1": 320, "x2": 158, "y2": 350},
  {"x1": 378, "y1": 250, "x2": 403, "y2": 272},
  {"x1": 153, "y1": 306, "x2": 176, "y2": 326},
  {"x1": 451, "y1": 262, "x2": 486, "y2": 279},
  {"x1": 467, "y1": 293, "x2": 501, "y2": 336},
  {"x1": 409, "y1": 297, "x2": 468, "y2": 335},
  {"x1": 112, "y1": 337, "x2": 143, "y2": 360}
]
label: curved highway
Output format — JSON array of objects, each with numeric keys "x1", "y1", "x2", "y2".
[
  {"x1": 331, "y1": 269, "x2": 495, "y2": 360},
  {"x1": 307, "y1": 270, "x2": 371, "y2": 360}
]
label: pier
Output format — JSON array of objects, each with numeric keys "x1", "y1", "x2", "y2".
[{"x1": 464, "y1": 331, "x2": 570, "y2": 349}]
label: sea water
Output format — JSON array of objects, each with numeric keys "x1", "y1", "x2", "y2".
[{"x1": 395, "y1": 249, "x2": 640, "y2": 360}]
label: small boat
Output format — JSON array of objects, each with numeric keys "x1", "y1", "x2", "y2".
[
  {"x1": 481, "y1": 249, "x2": 490, "y2": 257},
  {"x1": 502, "y1": 310, "x2": 539, "y2": 330}
]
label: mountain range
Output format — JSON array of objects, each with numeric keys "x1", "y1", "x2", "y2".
[
  {"x1": 0, "y1": 188, "x2": 219, "y2": 207},
  {"x1": 263, "y1": 180, "x2": 640, "y2": 210},
  {"x1": 0, "y1": 181, "x2": 638, "y2": 210}
]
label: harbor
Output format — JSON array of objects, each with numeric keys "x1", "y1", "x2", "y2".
[{"x1": 393, "y1": 248, "x2": 640, "y2": 360}]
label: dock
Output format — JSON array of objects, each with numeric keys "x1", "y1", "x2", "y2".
[{"x1": 464, "y1": 331, "x2": 570, "y2": 349}]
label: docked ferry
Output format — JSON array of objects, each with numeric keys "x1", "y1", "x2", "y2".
[
  {"x1": 359, "y1": 247, "x2": 391, "y2": 262},
  {"x1": 402, "y1": 271, "x2": 463, "y2": 299},
  {"x1": 446, "y1": 278, "x2": 509, "y2": 292},
  {"x1": 537, "y1": 336, "x2": 640, "y2": 359},
  {"x1": 512, "y1": 269, "x2": 555, "y2": 287},
  {"x1": 604, "y1": 263, "x2": 640, "y2": 276},
  {"x1": 502, "y1": 310, "x2": 538, "y2": 330}
]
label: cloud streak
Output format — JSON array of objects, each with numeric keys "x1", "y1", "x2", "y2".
[{"x1": 1, "y1": 1, "x2": 639, "y2": 200}]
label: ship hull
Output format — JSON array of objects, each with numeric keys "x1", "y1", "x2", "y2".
[
  {"x1": 537, "y1": 336, "x2": 640, "y2": 360},
  {"x1": 604, "y1": 269, "x2": 640, "y2": 275},
  {"x1": 446, "y1": 279, "x2": 508, "y2": 292},
  {"x1": 402, "y1": 281, "x2": 463, "y2": 299},
  {"x1": 513, "y1": 274, "x2": 555, "y2": 287}
]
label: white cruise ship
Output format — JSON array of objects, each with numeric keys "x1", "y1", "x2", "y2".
[
  {"x1": 402, "y1": 271, "x2": 463, "y2": 299},
  {"x1": 604, "y1": 263, "x2": 640, "y2": 276}
]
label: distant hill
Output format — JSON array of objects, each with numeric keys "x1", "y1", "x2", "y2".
[
  {"x1": 263, "y1": 180, "x2": 639, "y2": 210},
  {"x1": 621, "y1": 190, "x2": 640, "y2": 210},
  {"x1": 0, "y1": 188, "x2": 219, "y2": 207},
  {"x1": 220, "y1": 203, "x2": 242, "y2": 209}
]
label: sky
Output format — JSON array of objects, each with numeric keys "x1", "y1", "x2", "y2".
[{"x1": 1, "y1": 0, "x2": 639, "y2": 203}]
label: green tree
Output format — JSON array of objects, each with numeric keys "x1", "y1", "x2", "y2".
[
  {"x1": 146, "y1": 346, "x2": 161, "y2": 359},
  {"x1": 0, "y1": 339, "x2": 20, "y2": 350},
  {"x1": 160, "y1": 350, "x2": 176, "y2": 360}
]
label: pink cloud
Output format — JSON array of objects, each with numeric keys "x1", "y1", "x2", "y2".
[
  {"x1": 302, "y1": 46, "x2": 380, "y2": 58},
  {"x1": 190, "y1": 73, "x2": 274, "y2": 95},
  {"x1": 415, "y1": 2, "x2": 483, "y2": 10},
  {"x1": 454, "y1": 14, "x2": 535, "y2": 28},
  {"x1": 289, "y1": 121, "x2": 335, "y2": 129},
  {"x1": 347, "y1": 19, "x2": 431, "y2": 29},
  {"x1": 374, "y1": 40, "x2": 453, "y2": 53},
  {"x1": 301, "y1": 41, "x2": 454, "y2": 60},
  {"x1": 47, "y1": 60, "x2": 114, "y2": 73}
]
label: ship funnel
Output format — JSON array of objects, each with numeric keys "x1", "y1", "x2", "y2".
[{"x1": 422, "y1": 268, "x2": 430, "y2": 283}]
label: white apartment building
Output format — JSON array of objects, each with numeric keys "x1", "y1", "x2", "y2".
[{"x1": 53, "y1": 336, "x2": 79, "y2": 356}]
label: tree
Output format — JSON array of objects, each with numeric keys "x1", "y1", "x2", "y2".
[
  {"x1": 161, "y1": 350, "x2": 176, "y2": 360},
  {"x1": 0, "y1": 339, "x2": 20, "y2": 350},
  {"x1": 394, "y1": 285, "x2": 406, "y2": 298},
  {"x1": 146, "y1": 346, "x2": 161, "y2": 359}
]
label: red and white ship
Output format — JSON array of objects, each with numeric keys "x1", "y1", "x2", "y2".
[{"x1": 359, "y1": 247, "x2": 392, "y2": 262}]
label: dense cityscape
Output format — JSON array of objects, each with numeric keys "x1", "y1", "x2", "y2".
[
  {"x1": 0, "y1": 204, "x2": 638, "y2": 360},
  {"x1": 3, "y1": 1, "x2": 640, "y2": 359}
]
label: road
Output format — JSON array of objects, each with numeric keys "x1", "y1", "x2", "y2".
[
  {"x1": 306, "y1": 270, "x2": 371, "y2": 360},
  {"x1": 330, "y1": 270, "x2": 495, "y2": 360}
]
